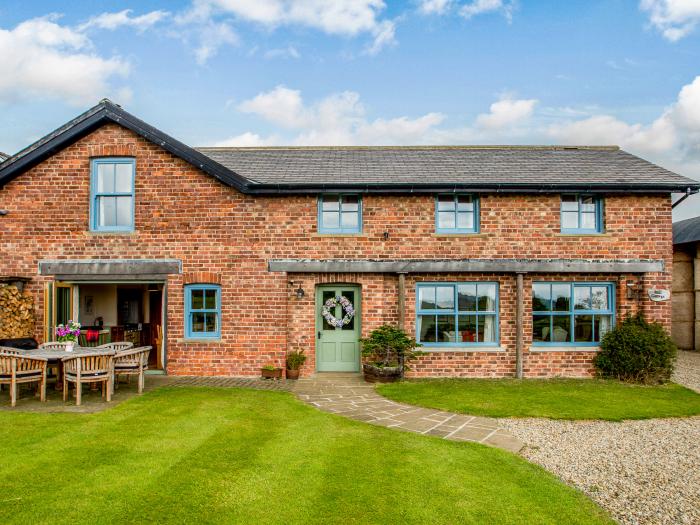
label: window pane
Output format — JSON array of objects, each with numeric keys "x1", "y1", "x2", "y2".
[
  {"x1": 552, "y1": 315, "x2": 571, "y2": 342},
  {"x1": 574, "y1": 286, "x2": 591, "y2": 310},
  {"x1": 96, "y1": 163, "x2": 114, "y2": 193},
  {"x1": 437, "y1": 211, "x2": 456, "y2": 230},
  {"x1": 419, "y1": 287, "x2": 436, "y2": 310},
  {"x1": 532, "y1": 283, "x2": 551, "y2": 311},
  {"x1": 574, "y1": 315, "x2": 594, "y2": 342},
  {"x1": 478, "y1": 315, "x2": 497, "y2": 342},
  {"x1": 580, "y1": 196, "x2": 596, "y2": 212},
  {"x1": 191, "y1": 290, "x2": 204, "y2": 310},
  {"x1": 477, "y1": 284, "x2": 496, "y2": 311},
  {"x1": 435, "y1": 286, "x2": 454, "y2": 310},
  {"x1": 562, "y1": 211, "x2": 579, "y2": 229},
  {"x1": 321, "y1": 211, "x2": 340, "y2": 230},
  {"x1": 533, "y1": 316, "x2": 551, "y2": 342},
  {"x1": 436, "y1": 315, "x2": 456, "y2": 342},
  {"x1": 204, "y1": 313, "x2": 217, "y2": 333},
  {"x1": 341, "y1": 211, "x2": 359, "y2": 229},
  {"x1": 341, "y1": 196, "x2": 359, "y2": 212},
  {"x1": 322, "y1": 196, "x2": 340, "y2": 211},
  {"x1": 457, "y1": 284, "x2": 476, "y2": 311},
  {"x1": 456, "y1": 195, "x2": 474, "y2": 211},
  {"x1": 115, "y1": 163, "x2": 133, "y2": 192},
  {"x1": 191, "y1": 313, "x2": 205, "y2": 333},
  {"x1": 115, "y1": 197, "x2": 132, "y2": 226},
  {"x1": 595, "y1": 315, "x2": 613, "y2": 341},
  {"x1": 552, "y1": 284, "x2": 571, "y2": 311},
  {"x1": 204, "y1": 289, "x2": 217, "y2": 309},
  {"x1": 456, "y1": 212, "x2": 474, "y2": 230},
  {"x1": 437, "y1": 195, "x2": 456, "y2": 211},
  {"x1": 561, "y1": 194, "x2": 578, "y2": 211},
  {"x1": 418, "y1": 315, "x2": 436, "y2": 342},
  {"x1": 591, "y1": 286, "x2": 609, "y2": 310},
  {"x1": 581, "y1": 212, "x2": 597, "y2": 230},
  {"x1": 458, "y1": 315, "x2": 477, "y2": 342},
  {"x1": 98, "y1": 196, "x2": 116, "y2": 226}
]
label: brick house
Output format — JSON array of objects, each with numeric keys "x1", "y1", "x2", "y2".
[{"x1": 0, "y1": 100, "x2": 697, "y2": 378}]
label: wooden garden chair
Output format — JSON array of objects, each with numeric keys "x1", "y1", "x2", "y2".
[
  {"x1": 0, "y1": 351, "x2": 48, "y2": 407},
  {"x1": 96, "y1": 342, "x2": 134, "y2": 352},
  {"x1": 113, "y1": 346, "x2": 151, "y2": 394},
  {"x1": 62, "y1": 352, "x2": 115, "y2": 406}
]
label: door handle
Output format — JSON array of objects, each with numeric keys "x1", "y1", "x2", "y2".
[{"x1": 318, "y1": 331, "x2": 321, "y2": 339}]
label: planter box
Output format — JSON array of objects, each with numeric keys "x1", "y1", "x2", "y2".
[
  {"x1": 286, "y1": 369, "x2": 300, "y2": 380},
  {"x1": 261, "y1": 368, "x2": 283, "y2": 380},
  {"x1": 363, "y1": 363, "x2": 402, "y2": 383}
]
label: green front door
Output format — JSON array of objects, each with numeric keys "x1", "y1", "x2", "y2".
[{"x1": 316, "y1": 285, "x2": 361, "y2": 372}]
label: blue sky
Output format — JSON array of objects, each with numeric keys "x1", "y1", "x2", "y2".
[{"x1": 1, "y1": 0, "x2": 700, "y2": 218}]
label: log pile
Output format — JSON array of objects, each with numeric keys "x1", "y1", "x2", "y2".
[{"x1": 0, "y1": 284, "x2": 35, "y2": 339}]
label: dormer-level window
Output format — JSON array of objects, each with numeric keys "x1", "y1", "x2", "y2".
[
  {"x1": 90, "y1": 158, "x2": 135, "y2": 232},
  {"x1": 318, "y1": 194, "x2": 362, "y2": 234},
  {"x1": 436, "y1": 194, "x2": 479, "y2": 234},
  {"x1": 560, "y1": 194, "x2": 603, "y2": 233}
]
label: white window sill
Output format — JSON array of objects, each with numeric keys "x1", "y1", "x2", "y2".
[
  {"x1": 420, "y1": 346, "x2": 506, "y2": 353},
  {"x1": 529, "y1": 346, "x2": 600, "y2": 353}
]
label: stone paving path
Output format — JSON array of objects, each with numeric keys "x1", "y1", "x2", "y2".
[{"x1": 291, "y1": 373, "x2": 524, "y2": 453}]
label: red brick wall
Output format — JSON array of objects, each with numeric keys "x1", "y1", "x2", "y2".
[{"x1": 0, "y1": 123, "x2": 673, "y2": 377}]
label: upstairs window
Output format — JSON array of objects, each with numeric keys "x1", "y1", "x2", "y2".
[
  {"x1": 90, "y1": 158, "x2": 135, "y2": 232},
  {"x1": 436, "y1": 194, "x2": 479, "y2": 233},
  {"x1": 318, "y1": 194, "x2": 362, "y2": 233},
  {"x1": 185, "y1": 284, "x2": 221, "y2": 339},
  {"x1": 560, "y1": 194, "x2": 603, "y2": 233}
]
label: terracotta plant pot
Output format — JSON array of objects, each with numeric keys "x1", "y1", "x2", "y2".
[
  {"x1": 261, "y1": 367, "x2": 283, "y2": 379},
  {"x1": 286, "y1": 369, "x2": 300, "y2": 380},
  {"x1": 362, "y1": 363, "x2": 402, "y2": 383}
]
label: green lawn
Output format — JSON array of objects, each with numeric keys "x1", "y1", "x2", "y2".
[
  {"x1": 377, "y1": 379, "x2": 700, "y2": 421},
  {"x1": 0, "y1": 387, "x2": 611, "y2": 524}
]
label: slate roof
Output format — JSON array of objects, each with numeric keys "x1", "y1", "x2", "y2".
[
  {"x1": 673, "y1": 216, "x2": 700, "y2": 245},
  {"x1": 0, "y1": 99, "x2": 698, "y2": 195},
  {"x1": 198, "y1": 146, "x2": 696, "y2": 190}
]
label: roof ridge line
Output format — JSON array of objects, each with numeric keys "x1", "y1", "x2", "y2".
[{"x1": 195, "y1": 145, "x2": 621, "y2": 151}]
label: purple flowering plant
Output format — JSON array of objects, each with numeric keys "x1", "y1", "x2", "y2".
[{"x1": 56, "y1": 320, "x2": 81, "y2": 343}]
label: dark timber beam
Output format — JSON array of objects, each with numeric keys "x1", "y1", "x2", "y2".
[
  {"x1": 39, "y1": 259, "x2": 182, "y2": 277},
  {"x1": 515, "y1": 272, "x2": 525, "y2": 379}
]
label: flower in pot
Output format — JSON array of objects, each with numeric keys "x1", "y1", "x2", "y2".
[
  {"x1": 285, "y1": 350, "x2": 307, "y2": 380},
  {"x1": 360, "y1": 325, "x2": 422, "y2": 383},
  {"x1": 261, "y1": 364, "x2": 283, "y2": 380},
  {"x1": 56, "y1": 320, "x2": 81, "y2": 352}
]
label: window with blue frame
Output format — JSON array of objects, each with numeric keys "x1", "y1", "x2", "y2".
[
  {"x1": 532, "y1": 282, "x2": 614, "y2": 345},
  {"x1": 90, "y1": 158, "x2": 135, "y2": 231},
  {"x1": 436, "y1": 194, "x2": 479, "y2": 233},
  {"x1": 318, "y1": 194, "x2": 362, "y2": 233},
  {"x1": 560, "y1": 194, "x2": 603, "y2": 233},
  {"x1": 185, "y1": 285, "x2": 221, "y2": 339},
  {"x1": 416, "y1": 282, "x2": 498, "y2": 346}
]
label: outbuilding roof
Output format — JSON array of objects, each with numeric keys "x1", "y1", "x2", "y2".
[
  {"x1": 673, "y1": 215, "x2": 700, "y2": 245},
  {"x1": 1, "y1": 99, "x2": 698, "y2": 195}
]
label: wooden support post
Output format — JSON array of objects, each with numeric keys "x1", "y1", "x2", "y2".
[
  {"x1": 398, "y1": 273, "x2": 406, "y2": 330},
  {"x1": 516, "y1": 272, "x2": 525, "y2": 379}
]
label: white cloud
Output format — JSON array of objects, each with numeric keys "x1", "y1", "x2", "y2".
[
  {"x1": 476, "y1": 95, "x2": 537, "y2": 130},
  {"x1": 79, "y1": 9, "x2": 169, "y2": 32},
  {"x1": 263, "y1": 45, "x2": 300, "y2": 59},
  {"x1": 418, "y1": 0, "x2": 453, "y2": 15},
  {"x1": 0, "y1": 15, "x2": 129, "y2": 105},
  {"x1": 460, "y1": 0, "x2": 515, "y2": 21},
  {"x1": 193, "y1": 21, "x2": 239, "y2": 64},
  {"x1": 640, "y1": 0, "x2": 700, "y2": 41}
]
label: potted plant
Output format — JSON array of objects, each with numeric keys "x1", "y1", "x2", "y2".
[
  {"x1": 360, "y1": 324, "x2": 422, "y2": 383},
  {"x1": 261, "y1": 364, "x2": 283, "y2": 380},
  {"x1": 285, "y1": 350, "x2": 307, "y2": 380},
  {"x1": 56, "y1": 320, "x2": 81, "y2": 352}
]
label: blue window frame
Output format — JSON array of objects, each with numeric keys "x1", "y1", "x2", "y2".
[
  {"x1": 318, "y1": 194, "x2": 362, "y2": 233},
  {"x1": 435, "y1": 194, "x2": 479, "y2": 233},
  {"x1": 532, "y1": 282, "x2": 615, "y2": 346},
  {"x1": 90, "y1": 158, "x2": 135, "y2": 232},
  {"x1": 185, "y1": 285, "x2": 221, "y2": 339},
  {"x1": 560, "y1": 194, "x2": 603, "y2": 233},
  {"x1": 416, "y1": 282, "x2": 499, "y2": 347}
]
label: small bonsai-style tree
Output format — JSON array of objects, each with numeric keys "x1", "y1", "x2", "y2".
[
  {"x1": 593, "y1": 313, "x2": 677, "y2": 384},
  {"x1": 286, "y1": 350, "x2": 307, "y2": 370},
  {"x1": 360, "y1": 325, "x2": 422, "y2": 378}
]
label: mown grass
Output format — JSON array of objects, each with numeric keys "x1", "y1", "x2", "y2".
[
  {"x1": 377, "y1": 378, "x2": 700, "y2": 420},
  {"x1": 0, "y1": 387, "x2": 611, "y2": 524}
]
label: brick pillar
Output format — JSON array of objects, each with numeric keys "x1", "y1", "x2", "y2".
[{"x1": 695, "y1": 244, "x2": 700, "y2": 351}]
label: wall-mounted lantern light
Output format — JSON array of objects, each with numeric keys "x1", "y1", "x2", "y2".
[
  {"x1": 0, "y1": 210, "x2": 8, "y2": 216},
  {"x1": 289, "y1": 281, "x2": 305, "y2": 299}
]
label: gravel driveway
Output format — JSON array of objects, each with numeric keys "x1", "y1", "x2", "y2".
[{"x1": 499, "y1": 352, "x2": 700, "y2": 525}]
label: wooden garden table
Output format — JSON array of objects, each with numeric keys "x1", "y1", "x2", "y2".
[{"x1": 23, "y1": 347, "x2": 115, "y2": 391}]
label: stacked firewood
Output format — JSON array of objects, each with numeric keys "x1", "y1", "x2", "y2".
[{"x1": 0, "y1": 284, "x2": 35, "y2": 338}]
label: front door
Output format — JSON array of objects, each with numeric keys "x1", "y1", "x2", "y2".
[{"x1": 316, "y1": 285, "x2": 361, "y2": 372}]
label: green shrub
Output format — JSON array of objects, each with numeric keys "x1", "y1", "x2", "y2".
[
  {"x1": 594, "y1": 314, "x2": 677, "y2": 384},
  {"x1": 359, "y1": 325, "x2": 422, "y2": 374},
  {"x1": 286, "y1": 350, "x2": 307, "y2": 370}
]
